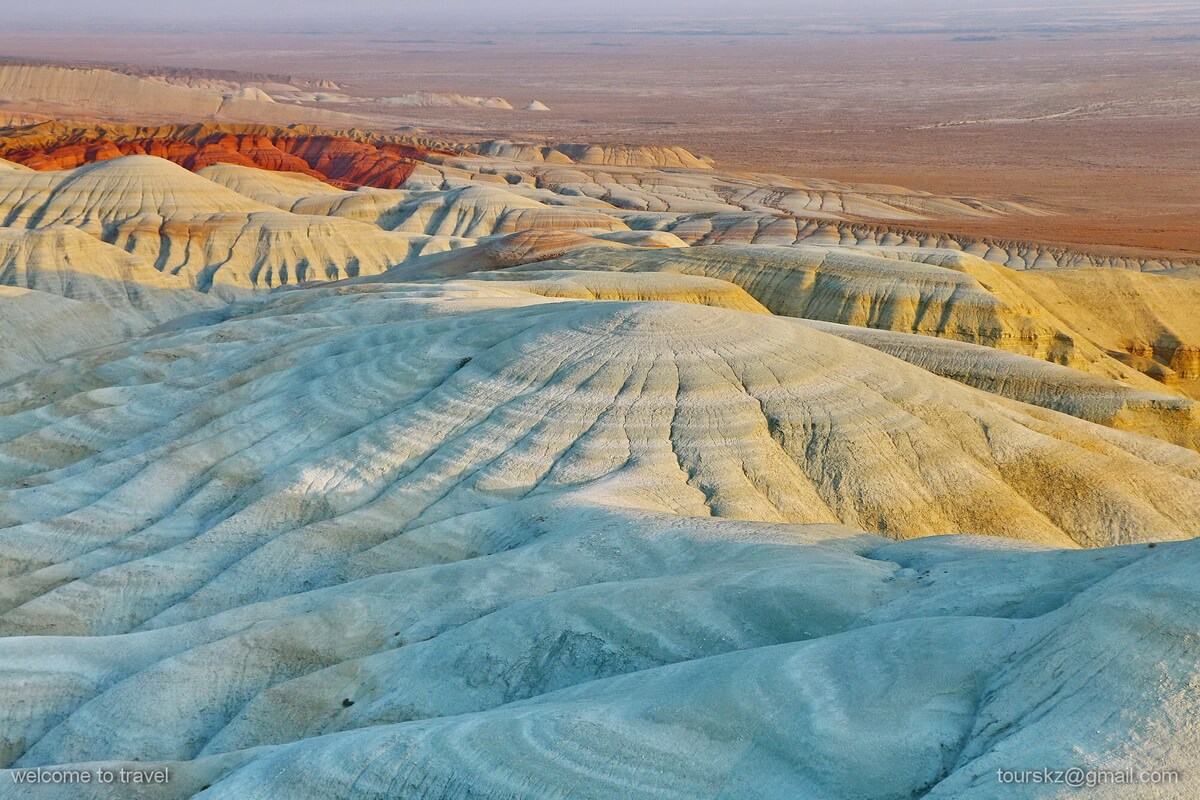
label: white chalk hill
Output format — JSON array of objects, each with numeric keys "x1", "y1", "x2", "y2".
[
  {"x1": 0, "y1": 157, "x2": 453, "y2": 293},
  {"x1": 0, "y1": 151, "x2": 1197, "y2": 799},
  {"x1": 0, "y1": 274, "x2": 1197, "y2": 798}
]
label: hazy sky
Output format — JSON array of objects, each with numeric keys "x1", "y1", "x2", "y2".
[{"x1": 7, "y1": 0, "x2": 1155, "y2": 23}]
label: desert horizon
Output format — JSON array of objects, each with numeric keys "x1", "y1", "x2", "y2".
[{"x1": 3, "y1": 0, "x2": 1199, "y2": 255}]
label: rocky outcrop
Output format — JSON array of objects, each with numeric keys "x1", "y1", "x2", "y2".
[
  {"x1": 0, "y1": 156, "x2": 452, "y2": 292},
  {"x1": 806, "y1": 319, "x2": 1200, "y2": 451},
  {"x1": 0, "y1": 64, "x2": 363, "y2": 126},
  {"x1": 473, "y1": 139, "x2": 715, "y2": 168},
  {"x1": 3, "y1": 133, "x2": 430, "y2": 189},
  {"x1": 377, "y1": 92, "x2": 514, "y2": 109},
  {"x1": 0, "y1": 226, "x2": 216, "y2": 322}
]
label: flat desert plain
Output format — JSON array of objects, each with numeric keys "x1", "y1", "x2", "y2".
[{"x1": 2, "y1": 0, "x2": 1198, "y2": 255}]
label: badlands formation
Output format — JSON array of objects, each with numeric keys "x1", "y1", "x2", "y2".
[
  {"x1": 0, "y1": 64, "x2": 548, "y2": 126},
  {"x1": 0, "y1": 121, "x2": 1197, "y2": 799}
]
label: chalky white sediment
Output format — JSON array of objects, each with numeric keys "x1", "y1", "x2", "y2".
[{"x1": 0, "y1": 152, "x2": 1197, "y2": 800}]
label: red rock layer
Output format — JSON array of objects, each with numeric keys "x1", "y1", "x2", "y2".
[{"x1": 2, "y1": 133, "x2": 428, "y2": 189}]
